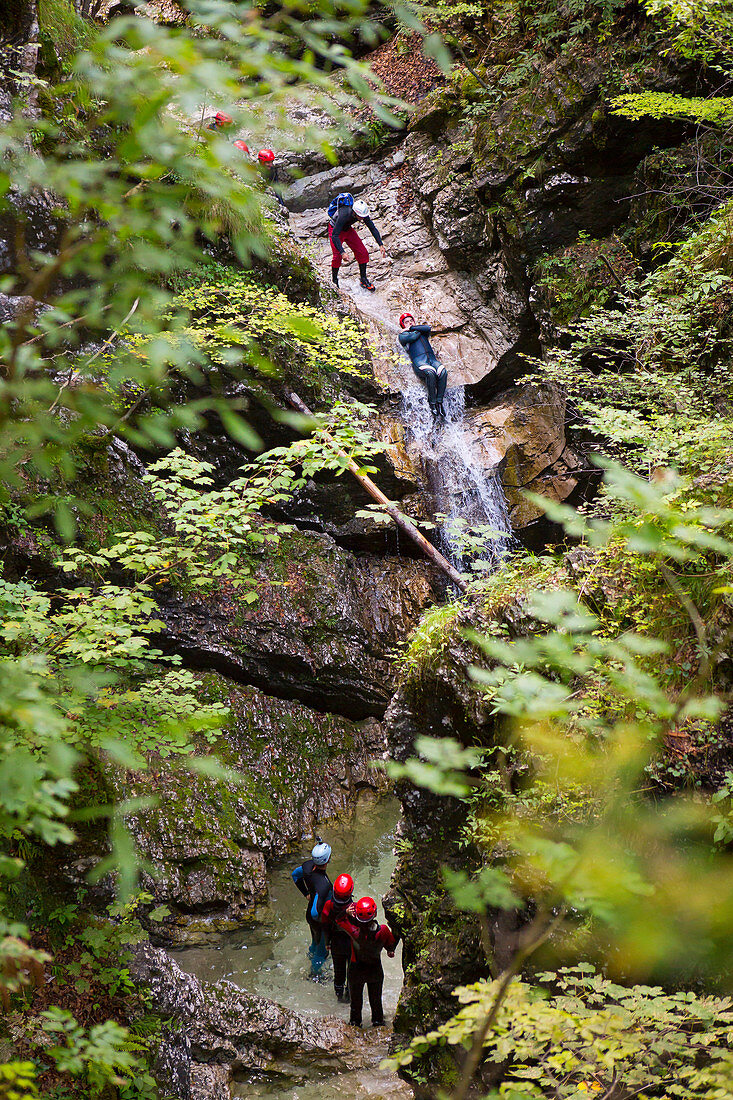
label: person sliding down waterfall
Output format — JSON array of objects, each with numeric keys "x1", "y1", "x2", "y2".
[
  {"x1": 291, "y1": 839, "x2": 332, "y2": 975},
  {"x1": 398, "y1": 312, "x2": 448, "y2": 421},
  {"x1": 321, "y1": 873, "x2": 355, "y2": 1003},
  {"x1": 328, "y1": 193, "x2": 387, "y2": 292}
]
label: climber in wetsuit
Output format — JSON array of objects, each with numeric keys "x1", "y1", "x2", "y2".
[
  {"x1": 398, "y1": 313, "x2": 448, "y2": 421},
  {"x1": 329, "y1": 194, "x2": 387, "y2": 292},
  {"x1": 335, "y1": 896, "x2": 398, "y2": 1028},
  {"x1": 321, "y1": 873, "x2": 355, "y2": 1003},
  {"x1": 257, "y1": 149, "x2": 286, "y2": 209},
  {"x1": 291, "y1": 839, "x2": 332, "y2": 971}
]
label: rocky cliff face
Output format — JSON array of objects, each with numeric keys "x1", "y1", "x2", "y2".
[{"x1": 3, "y1": 10, "x2": 723, "y2": 1096}]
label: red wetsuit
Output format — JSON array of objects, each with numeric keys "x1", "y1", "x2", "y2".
[{"x1": 334, "y1": 913, "x2": 398, "y2": 1027}]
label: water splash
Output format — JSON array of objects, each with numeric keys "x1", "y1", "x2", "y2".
[
  {"x1": 401, "y1": 379, "x2": 513, "y2": 571},
  {"x1": 342, "y1": 282, "x2": 514, "y2": 574}
]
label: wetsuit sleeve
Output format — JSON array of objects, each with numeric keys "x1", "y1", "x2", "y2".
[
  {"x1": 399, "y1": 330, "x2": 419, "y2": 347},
  {"x1": 376, "y1": 924, "x2": 398, "y2": 951},
  {"x1": 412, "y1": 324, "x2": 432, "y2": 336},
  {"x1": 292, "y1": 866, "x2": 308, "y2": 897},
  {"x1": 362, "y1": 216, "x2": 383, "y2": 247},
  {"x1": 330, "y1": 209, "x2": 348, "y2": 254}
]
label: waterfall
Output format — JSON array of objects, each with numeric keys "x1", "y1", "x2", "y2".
[
  {"x1": 343, "y1": 285, "x2": 514, "y2": 575},
  {"x1": 400, "y1": 378, "x2": 514, "y2": 573}
]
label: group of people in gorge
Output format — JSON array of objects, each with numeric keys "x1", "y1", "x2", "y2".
[
  {"x1": 207, "y1": 113, "x2": 450, "y2": 421},
  {"x1": 291, "y1": 839, "x2": 398, "y2": 1029}
]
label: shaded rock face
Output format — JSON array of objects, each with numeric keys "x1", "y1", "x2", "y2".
[
  {"x1": 462, "y1": 383, "x2": 589, "y2": 531},
  {"x1": 384, "y1": 648, "x2": 524, "y2": 1073},
  {"x1": 159, "y1": 530, "x2": 438, "y2": 721},
  {"x1": 95, "y1": 679, "x2": 387, "y2": 945},
  {"x1": 131, "y1": 943, "x2": 378, "y2": 1099}
]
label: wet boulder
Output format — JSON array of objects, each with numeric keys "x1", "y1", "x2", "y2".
[
  {"x1": 131, "y1": 943, "x2": 378, "y2": 1095},
  {"x1": 158, "y1": 530, "x2": 437, "y2": 720},
  {"x1": 459, "y1": 382, "x2": 589, "y2": 538}
]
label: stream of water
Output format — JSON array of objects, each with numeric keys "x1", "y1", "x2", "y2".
[
  {"x1": 346, "y1": 284, "x2": 514, "y2": 570},
  {"x1": 171, "y1": 797, "x2": 406, "y2": 1099}
]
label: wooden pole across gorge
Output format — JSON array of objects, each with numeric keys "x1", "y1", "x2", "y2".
[{"x1": 285, "y1": 390, "x2": 468, "y2": 592}]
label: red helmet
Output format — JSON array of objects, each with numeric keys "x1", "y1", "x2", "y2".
[
  {"x1": 354, "y1": 896, "x2": 377, "y2": 923},
  {"x1": 214, "y1": 112, "x2": 233, "y2": 126},
  {"x1": 333, "y1": 873, "x2": 354, "y2": 903},
  {"x1": 399, "y1": 313, "x2": 414, "y2": 329},
  {"x1": 258, "y1": 148, "x2": 275, "y2": 163},
  {"x1": 234, "y1": 140, "x2": 250, "y2": 154}
]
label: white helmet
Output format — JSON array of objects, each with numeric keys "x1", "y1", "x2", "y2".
[{"x1": 353, "y1": 199, "x2": 369, "y2": 219}]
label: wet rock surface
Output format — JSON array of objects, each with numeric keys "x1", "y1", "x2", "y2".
[
  {"x1": 131, "y1": 942, "x2": 378, "y2": 1096},
  {"x1": 94, "y1": 680, "x2": 387, "y2": 945},
  {"x1": 159, "y1": 530, "x2": 438, "y2": 720}
]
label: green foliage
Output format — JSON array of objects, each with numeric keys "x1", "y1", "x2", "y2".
[
  {"x1": 387, "y1": 968, "x2": 733, "y2": 1098},
  {"x1": 0, "y1": 1063, "x2": 39, "y2": 1100},
  {"x1": 0, "y1": 0, "x2": 398, "y2": 514},
  {"x1": 388, "y1": 462, "x2": 733, "y2": 1097},
  {"x1": 130, "y1": 269, "x2": 379, "y2": 395},
  {"x1": 387, "y1": 735, "x2": 484, "y2": 797},
  {"x1": 399, "y1": 601, "x2": 463, "y2": 682},
  {"x1": 529, "y1": 202, "x2": 733, "y2": 474},
  {"x1": 36, "y1": 1010, "x2": 156, "y2": 1098},
  {"x1": 535, "y1": 233, "x2": 637, "y2": 324},
  {"x1": 612, "y1": 90, "x2": 733, "y2": 123},
  {"x1": 4, "y1": 896, "x2": 160, "y2": 1097},
  {"x1": 38, "y1": 0, "x2": 97, "y2": 63},
  {"x1": 610, "y1": 0, "x2": 733, "y2": 125}
]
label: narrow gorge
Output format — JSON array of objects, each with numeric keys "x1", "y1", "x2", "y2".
[{"x1": 2, "y1": 1, "x2": 733, "y2": 1098}]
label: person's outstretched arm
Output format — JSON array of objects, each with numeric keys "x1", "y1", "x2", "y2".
[
  {"x1": 376, "y1": 924, "x2": 398, "y2": 955},
  {"x1": 361, "y1": 215, "x2": 384, "y2": 247},
  {"x1": 331, "y1": 209, "x2": 348, "y2": 254}
]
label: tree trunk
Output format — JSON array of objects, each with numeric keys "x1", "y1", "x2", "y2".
[{"x1": 284, "y1": 390, "x2": 467, "y2": 592}]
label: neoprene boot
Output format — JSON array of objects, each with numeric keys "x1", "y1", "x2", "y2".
[
  {"x1": 437, "y1": 401, "x2": 447, "y2": 419},
  {"x1": 331, "y1": 267, "x2": 339, "y2": 288},
  {"x1": 358, "y1": 262, "x2": 375, "y2": 291},
  {"x1": 429, "y1": 402, "x2": 439, "y2": 419}
]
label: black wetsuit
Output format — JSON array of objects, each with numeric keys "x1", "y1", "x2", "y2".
[
  {"x1": 321, "y1": 897, "x2": 352, "y2": 999},
  {"x1": 291, "y1": 859, "x2": 332, "y2": 948},
  {"x1": 335, "y1": 916, "x2": 398, "y2": 1027},
  {"x1": 398, "y1": 324, "x2": 448, "y2": 407},
  {"x1": 329, "y1": 206, "x2": 383, "y2": 255}
]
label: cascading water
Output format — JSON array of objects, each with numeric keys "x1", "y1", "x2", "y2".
[
  {"x1": 349, "y1": 283, "x2": 514, "y2": 573},
  {"x1": 400, "y1": 379, "x2": 513, "y2": 572}
]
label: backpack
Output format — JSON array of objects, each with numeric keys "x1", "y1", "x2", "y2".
[{"x1": 327, "y1": 192, "x2": 354, "y2": 220}]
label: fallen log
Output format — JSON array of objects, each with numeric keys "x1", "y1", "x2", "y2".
[{"x1": 285, "y1": 390, "x2": 467, "y2": 592}]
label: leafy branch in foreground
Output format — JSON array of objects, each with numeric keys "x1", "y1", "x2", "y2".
[{"x1": 385, "y1": 462, "x2": 733, "y2": 1098}]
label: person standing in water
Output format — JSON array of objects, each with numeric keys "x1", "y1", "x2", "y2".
[
  {"x1": 328, "y1": 192, "x2": 387, "y2": 292},
  {"x1": 335, "y1": 895, "x2": 398, "y2": 1028},
  {"x1": 321, "y1": 872, "x2": 355, "y2": 1003},
  {"x1": 291, "y1": 839, "x2": 332, "y2": 972},
  {"x1": 398, "y1": 312, "x2": 448, "y2": 421}
]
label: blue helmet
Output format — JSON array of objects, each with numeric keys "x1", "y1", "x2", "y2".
[{"x1": 312, "y1": 841, "x2": 331, "y2": 865}]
